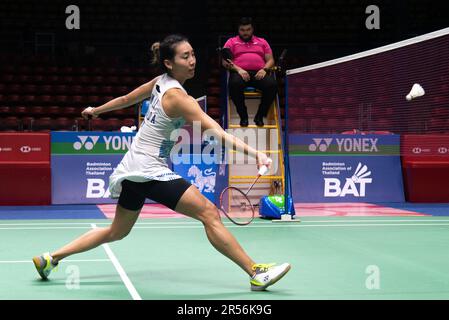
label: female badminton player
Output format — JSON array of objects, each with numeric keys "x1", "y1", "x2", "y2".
[{"x1": 32, "y1": 34, "x2": 290, "y2": 291}]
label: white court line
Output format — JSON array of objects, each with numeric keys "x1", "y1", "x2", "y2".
[
  {"x1": 2, "y1": 218, "x2": 449, "y2": 227},
  {"x1": 0, "y1": 259, "x2": 110, "y2": 264},
  {"x1": 90, "y1": 223, "x2": 141, "y2": 300},
  {"x1": 131, "y1": 223, "x2": 449, "y2": 229},
  {"x1": 1, "y1": 223, "x2": 449, "y2": 231}
]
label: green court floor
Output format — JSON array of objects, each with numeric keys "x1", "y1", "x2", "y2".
[{"x1": 1, "y1": 216, "x2": 449, "y2": 300}]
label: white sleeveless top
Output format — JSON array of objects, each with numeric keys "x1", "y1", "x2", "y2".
[{"x1": 109, "y1": 74, "x2": 186, "y2": 198}]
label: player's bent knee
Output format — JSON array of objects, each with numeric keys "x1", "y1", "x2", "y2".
[
  {"x1": 198, "y1": 201, "x2": 221, "y2": 226},
  {"x1": 108, "y1": 227, "x2": 131, "y2": 242}
]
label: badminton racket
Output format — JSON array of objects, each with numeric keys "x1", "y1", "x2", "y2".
[{"x1": 219, "y1": 159, "x2": 271, "y2": 225}]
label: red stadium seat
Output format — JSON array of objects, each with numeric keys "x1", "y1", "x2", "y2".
[
  {"x1": 319, "y1": 107, "x2": 332, "y2": 117},
  {"x1": 370, "y1": 118, "x2": 393, "y2": 131},
  {"x1": 289, "y1": 118, "x2": 307, "y2": 133},
  {"x1": 63, "y1": 106, "x2": 79, "y2": 117},
  {"x1": 207, "y1": 107, "x2": 221, "y2": 118},
  {"x1": 298, "y1": 97, "x2": 313, "y2": 106},
  {"x1": 122, "y1": 118, "x2": 136, "y2": 128},
  {"x1": 101, "y1": 86, "x2": 114, "y2": 95},
  {"x1": 24, "y1": 95, "x2": 37, "y2": 105},
  {"x1": 427, "y1": 118, "x2": 446, "y2": 133},
  {"x1": 342, "y1": 118, "x2": 360, "y2": 132},
  {"x1": 87, "y1": 96, "x2": 101, "y2": 105},
  {"x1": 335, "y1": 106, "x2": 350, "y2": 117},
  {"x1": 32, "y1": 75, "x2": 44, "y2": 84},
  {"x1": 55, "y1": 84, "x2": 68, "y2": 94},
  {"x1": 0, "y1": 116, "x2": 21, "y2": 131},
  {"x1": 32, "y1": 117, "x2": 52, "y2": 132},
  {"x1": 116, "y1": 86, "x2": 128, "y2": 94},
  {"x1": 106, "y1": 76, "x2": 120, "y2": 85},
  {"x1": 7, "y1": 95, "x2": 20, "y2": 105},
  {"x1": 72, "y1": 96, "x2": 85, "y2": 105},
  {"x1": 1, "y1": 74, "x2": 15, "y2": 83},
  {"x1": 77, "y1": 75, "x2": 90, "y2": 85},
  {"x1": 0, "y1": 106, "x2": 11, "y2": 115},
  {"x1": 61, "y1": 76, "x2": 74, "y2": 84},
  {"x1": 31, "y1": 106, "x2": 45, "y2": 116},
  {"x1": 431, "y1": 107, "x2": 449, "y2": 119},
  {"x1": 91, "y1": 76, "x2": 104, "y2": 85},
  {"x1": 325, "y1": 118, "x2": 342, "y2": 133},
  {"x1": 53, "y1": 117, "x2": 74, "y2": 131},
  {"x1": 101, "y1": 96, "x2": 115, "y2": 104},
  {"x1": 39, "y1": 95, "x2": 53, "y2": 105},
  {"x1": 53, "y1": 95, "x2": 70, "y2": 106},
  {"x1": 47, "y1": 106, "x2": 61, "y2": 117},
  {"x1": 207, "y1": 96, "x2": 219, "y2": 108},
  {"x1": 288, "y1": 107, "x2": 302, "y2": 117},
  {"x1": 23, "y1": 84, "x2": 37, "y2": 94},
  {"x1": 8, "y1": 84, "x2": 21, "y2": 94},
  {"x1": 73, "y1": 117, "x2": 88, "y2": 131},
  {"x1": 14, "y1": 106, "x2": 28, "y2": 116},
  {"x1": 86, "y1": 86, "x2": 99, "y2": 95},
  {"x1": 299, "y1": 87, "x2": 314, "y2": 95},
  {"x1": 310, "y1": 118, "x2": 326, "y2": 133},
  {"x1": 21, "y1": 117, "x2": 35, "y2": 131},
  {"x1": 207, "y1": 86, "x2": 220, "y2": 96},
  {"x1": 46, "y1": 75, "x2": 60, "y2": 84},
  {"x1": 104, "y1": 118, "x2": 122, "y2": 131},
  {"x1": 90, "y1": 118, "x2": 106, "y2": 131},
  {"x1": 70, "y1": 85, "x2": 83, "y2": 95},
  {"x1": 47, "y1": 66, "x2": 58, "y2": 74},
  {"x1": 60, "y1": 66, "x2": 74, "y2": 74}
]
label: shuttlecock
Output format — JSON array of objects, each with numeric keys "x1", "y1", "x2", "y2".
[
  {"x1": 120, "y1": 125, "x2": 137, "y2": 133},
  {"x1": 406, "y1": 83, "x2": 425, "y2": 101}
]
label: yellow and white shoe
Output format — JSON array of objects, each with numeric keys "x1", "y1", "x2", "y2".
[
  {"x1": 32, "y1": 252, "x2": 58, "y2": 280},
  {"x1": 250, "y1": 263, "x2": 291, "y2": 291}
]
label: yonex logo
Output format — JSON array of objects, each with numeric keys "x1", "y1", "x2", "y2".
[
  {"x1": 438, "y1": 147, "x2": 448, "y2": 154},
  {"x1": 309, "y1": 138, "x2": 333, "y2": 152},
  {"x1": 73, "y1": 136, "x2": 100, "y2": 151},
  {"x1": 412, "y1": 147, "x2": 422, "y2": 154}
]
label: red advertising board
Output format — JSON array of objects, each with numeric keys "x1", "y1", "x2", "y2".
[
  {"x1": 401, "y1": 135, "x2": 449, "y2": 202},
  {"x1": 0, "y1": 133, "x2": 51, "y2": 205},
  {"x1": 0, "y1": 133, "x2": 50, "y2": 163}
]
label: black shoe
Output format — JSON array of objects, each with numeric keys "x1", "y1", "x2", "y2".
[
  {"x1": 240, "y1": 118, "x2": 249, "y2": 127},
  {"x1": 254, "y1": 116, "x2": 264, "y2": 127}
]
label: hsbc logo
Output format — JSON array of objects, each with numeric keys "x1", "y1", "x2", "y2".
[
  {"x1": 20, "y1": 146, "x2": 31, "y2": 153},
  {"x1": 20, "y1": 146, "x2": 42, "y2": 153},
  {"x1": 73, "y1": 136, "x2": 100, "y2": 151}
]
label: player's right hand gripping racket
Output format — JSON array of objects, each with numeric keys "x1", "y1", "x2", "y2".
[{"x1": 219, "y1": 159, "x2": 272, "y2": 226}]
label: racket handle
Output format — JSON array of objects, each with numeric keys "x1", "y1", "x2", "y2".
[{"x1": 258, "y1": 158, "x2": 272, "y2": 175}]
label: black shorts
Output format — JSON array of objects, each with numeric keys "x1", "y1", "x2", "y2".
[{"x1": 118, "y1": 178, "x2": 192, "y2": 211}]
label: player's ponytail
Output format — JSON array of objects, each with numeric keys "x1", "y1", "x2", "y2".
[{"x1": 150, "y1": 41, "x2": 160, "y2": 66}]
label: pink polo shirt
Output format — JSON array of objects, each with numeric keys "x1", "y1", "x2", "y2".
[{"x1": 224, "y1": 35, "x2": 272, "y2": 71}]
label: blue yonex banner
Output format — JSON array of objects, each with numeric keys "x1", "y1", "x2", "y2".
[
  {"x1": 51, "y1": 131, "x2": 226, "y2": 205},
  {"x1": 288, "y1": 134, "x2": 405, "y2": 202},
  {"x1": 51, "y1": 132, "x2": 136, "y2": 204}
]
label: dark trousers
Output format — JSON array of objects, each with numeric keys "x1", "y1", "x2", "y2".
[{"x1": 228, "y1": 71, "x2": 278, "y2": 120}]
